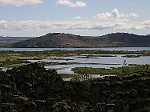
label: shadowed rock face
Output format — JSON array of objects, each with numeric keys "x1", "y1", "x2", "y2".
[{"x1": 1, "y1": 63, "x2": 150, "y2": 112}]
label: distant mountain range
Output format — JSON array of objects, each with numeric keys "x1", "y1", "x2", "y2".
[
  {"x1": 11, "y1": 33, "x2": 150, "y2": 48},
  {"x1": 0, "y1": 36, "x2": 33, "y2": 43},
  {"x1": 1, "y1": 33, "x2": 150, "y2": 48},
  {"x1": 0, "y1": 36, "x2": 33, "y2": 47}
]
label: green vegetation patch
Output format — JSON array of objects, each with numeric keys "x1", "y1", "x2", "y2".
[{"x1": 72, "y1": 64, "x2": 150, "y2": 76}]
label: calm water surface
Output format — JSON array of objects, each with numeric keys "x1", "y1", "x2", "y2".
[{"x1": 0, "y1": 47, "x2": 150, "y2": 51}]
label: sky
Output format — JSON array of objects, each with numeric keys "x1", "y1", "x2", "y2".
[{"x1": 0, "y1": 0, "x2": 150, "y2": 37}]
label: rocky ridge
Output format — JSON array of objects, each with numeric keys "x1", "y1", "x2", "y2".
[{"x1": 11, "y1": 33, "x2": 150, "y2": 48}]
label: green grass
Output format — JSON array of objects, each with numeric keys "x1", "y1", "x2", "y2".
[{"x1": 72, "y1": 64, "x2": 150, "y2": 76}]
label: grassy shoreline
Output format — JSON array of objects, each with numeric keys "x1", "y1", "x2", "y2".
[{"x1": 72, "y1": 64, "x2": 150, "y2": 76}]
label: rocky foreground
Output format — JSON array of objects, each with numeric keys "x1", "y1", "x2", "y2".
[{"x1": 0, "y1": 63, "x2": 150, "y2": 112}]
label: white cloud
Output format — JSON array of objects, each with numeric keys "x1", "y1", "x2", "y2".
[
  {"x1": 0, "y1": 19, "x2": 147, "y2": 32},
  {"x1": 142, "y1": 20, "x2": 150, "y2": 29},
  {"x1": 0, "y1": 0, "x2": 43, "y2": 6},
  {"x1": 73, "y1": 16, "x2": 82, "y2": 20},
  {"x1": 114, "y1": 22, "x2": 143, "y2": 30},
  {"x1": 115, "y1": 18, "x2": 129, "y2": 22},
  {"x1": 142, "y1": 20, "x2": 150, "y2": 25},
  {"x1": 0, "y1": 20, "x2": 8, "y2": 29},
  {"x1": 56, "y1": 0, "x2": 86, "y2": 8},
  {"x1": 94, "y1": 9, "x2": 138, "y2": 20}
]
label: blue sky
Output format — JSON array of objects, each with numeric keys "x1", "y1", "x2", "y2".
[{"x1": 0, "y1": 0, "x2": 150, "y2": 37}]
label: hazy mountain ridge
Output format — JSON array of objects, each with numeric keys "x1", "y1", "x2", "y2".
[
  {"x1": 0, "y1": 36, "x2": 33, "y2": 47},
  {"x1": 10, "y1": 33, "x2": 150, "y2": 47},
  {"x1": 0, "y1": 36, "x2": 33, "y2": 43}
]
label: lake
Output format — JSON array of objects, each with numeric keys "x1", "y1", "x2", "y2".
[{"x1": 0, "y1": 47, "x2": 150, "y2": 51}]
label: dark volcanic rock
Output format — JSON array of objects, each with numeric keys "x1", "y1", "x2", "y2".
[
  {"x1": 0, "y1": 63, "x2": 65, "y2": 111},
  {"x1": 1, "y1": 63, "x2": 150, "y2": 112}
]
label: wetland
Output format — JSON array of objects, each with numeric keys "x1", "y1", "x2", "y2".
[
  {"x1": 1, "y1": 48, "x2": 150, "y2": 79},
  {"x1": 1, "y1": 47, "x2": 150, "y2": 111}
]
